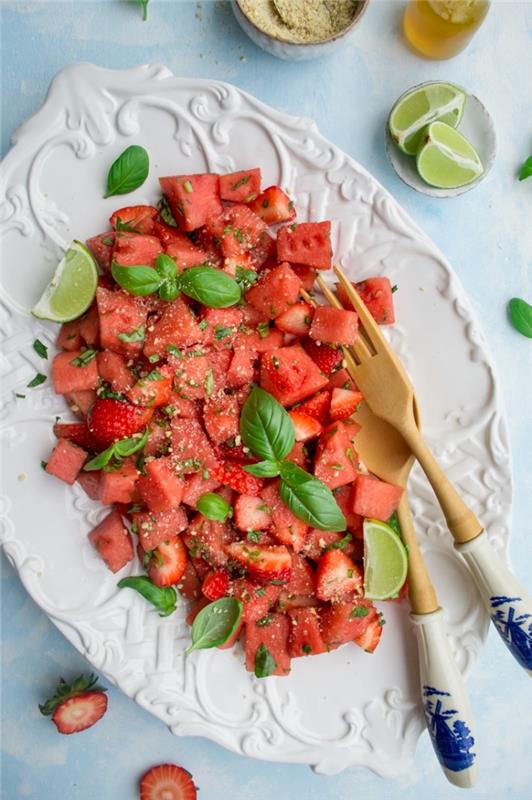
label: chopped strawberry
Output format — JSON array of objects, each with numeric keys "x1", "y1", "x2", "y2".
[
  {"x1": 296, "y1": 389, "x2": 331, "y2": 424},
  {"x1": 87, "y1": 398, "x2": 152, "y2": 446},
  {"x1": 353, "y1": 613, "x2": 383, "y2": 653},
  {"x1": 110, "y1": 205, "x2": 158, "y2": 235},
  {"x1": 329, "y1": 387, "x2": 364, "y2": 421},
  {"x1": 249, "y1": 185, "x2": 296, "y2": 224},
  {"x1": 147, "y1": 536, "x2": 187, "y2": 587},
  {"x1": 234, "y1": 495, "x2": 272, "y2": 531},
  {"x1": 288, "y1": 410, "x2": 322, "y2": 443},
  {"x1": 275, "y1": 301, "x2": 313, "y2": 336},
  {"x1": 53, "y1": 422, "x2": 99, "y2": 450},
  {"x1": 139, "y1": 763, "x2": 197, "y2": 800},
  {"x1": 315, "y1": 549, "x2": 363, "y2": 602},
  {"x1": 209, "y1": 461, "x2": 263, "y2": 497},
  {"x1": 39, "y1": 673, "x2": 108, "y2": 735},
  {"x1": 302, "y1": 337, "x2": 343, "y2": 375},
  {"x1": 320, "y1": 600, "x2": 376, "y2": 648},
  {"x1": 202, "y1": 570, "x2": 230, "y2": 601},
  {"x1": 226, "y1": 542, "x2": 292, "y2": 584}
]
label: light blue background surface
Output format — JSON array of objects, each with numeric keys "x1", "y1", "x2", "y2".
[{"x1": 1, "y1": 1, "x2": 531, "y2": 798}]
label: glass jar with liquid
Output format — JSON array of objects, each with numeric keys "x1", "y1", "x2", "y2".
[{"x1": 403, "y1": 1, "x2": 491, "y2": 60}]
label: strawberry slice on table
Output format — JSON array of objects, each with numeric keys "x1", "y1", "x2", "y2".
[
  {"x1": 209, "y1": 461, "x2": 263, "y2": 497},
  {"x1": 87, "y1": 398, "x2": 153, "y2": 446},
  {"x1": 249, "y1": 185, "x2": 296, "y2": 224},
  {"x1": 288, "y1": 410, "x2": 323, "y2": 442},
  {"x1": 139, "y1": 763, "x2": 197, "y2": 800},
  {"x1": 39, "y1": 673, "x2": 108, "y2": 735},
  {"x1": 147, "y1": 536, "x2": 187, "y2": 587},
  {"x1": 201, "y1": 569, "x2": 231, "y2": 601},
  {"x1": 226, "y1": 542, "x2": 292, "y2": 584},
  {"x1": 329, "y1": 387, "x2": 364, "y2": 421},
  {"x1": 302, "y1": 338, "x2": 343, "y2": 376},
  {"x1": 315, "y1": 549, "x2": 363, "y2": 602},
  {"x1": 296, "y1": 389, "x2": 331, "y2": 424}
]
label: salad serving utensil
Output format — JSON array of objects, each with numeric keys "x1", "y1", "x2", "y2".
[{"x1": 317, "y1": 267, "x2": 532, "y2": 679}]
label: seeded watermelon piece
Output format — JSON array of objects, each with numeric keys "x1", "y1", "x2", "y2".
[
  {"x1": 327, "y1": 367, "x2": 356, "y2": 391},
  {"x1": 143, "y1": 297, "x2": 208, "y2": 357},
  {"x1": 245, "y1": 613, "x2": 291, "y2": 676},
  {"x1": 182, "y1": 472, "x2": 221, "y2": 508},
  {"x1": 45, "y1": 438, "x2": 87, "y2": 484},
  {"x1": 52, "y1": 351, "x2": 99, "y2": 394},
  {"x1": 110, "y1": 205, "x2": 158, "y2": 235},
  {"x1": 144, "y1": 419, "x2": 170, "y2": 457},
  {"x1": 288, "y1": 607, "x2": 327, "y2": 657},
  {"x1": 255, "y1": 327, "x2": 283, "y2": 353},
  {"x1": 203, "y1": 394, "x2": 240, "y2": 444},
  {"x1": 170, "y1": 417, "x2": 218, "y2": 472},
  {"x1": 160, "y1": 174, "x2": 223, "y2": 232},
  {"x1": 57, "y1": 320, "x2": 83, "y2": 351},
  {"x1": 112, "y1": 232, "x2": 162, "y2": 267},
  {"x1": 97, "y1": 351, "x2": 133, "y2": 393},
  {"x1": 207, "y1": 204, "x2": 267, "y2": 258},
  {"x1": 133, "y1": 506, "x2": 188, "y2": 552},
  {"x1": 320, "y1": 600, "x2": 376, "y2": 648},
  {"x1": 260, "y1": 345, "x2": 328, "y2": 406},
  {"x1": 88, "y1": 509, "x2": 134, "y2": 573},
  {"x1": 261, "y1": 482, "x2": 308, "y2": 553},
  {"x1": 314, "y1": 421, "x2": 358, "y2": 490},
  {"x1": 164, "y1": 392, "x2": 201, "y2": 420},
  {"x1": 137, "y1": 456, "x2": 185, "y2": 512},
  {"x1": 164, "y1": 232, "x2": 208, "y2": 268},
  {"x1": 86, "y1": 232, "x2": 115, "y2": 271},
  {"x1": 100, "y1": 459, "x2": 140, "y2": 505},
  {"x1": 219, "y1": 168, "x2": 261, "y2": 202},
  {"x1": 246, "y1": 263, "x2": 302, "y2": 319},
  {"x1": 309, "y1": 306, "x2": 359, "y2": 346},
  {"x1": 351, "y1": 474, "x2": 404, "y2": 521},
  {"x1": 277, "y1": 221, "x2": 332, "y2": 270},
  {"x1": 96, "y1": 286, "x2": 148, "y2": 356},
  {"x1": 336, "y1": 277, "x2": 396, "y2": 326},
  {"x1": 226, "y1": 335, "x2": 259, "y2": 389}
]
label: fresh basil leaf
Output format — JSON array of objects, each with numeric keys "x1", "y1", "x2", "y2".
[
  {"x1": 83, "y1": 446, "x2": 115, "y2": 471},
  {"x1": 243, "y1": 460, "x2": 280, "y2": 478},
  {"x1": 387, "y1": 511, "x2": 402, "y2": 537},
  {"x1": 508, "y1": 297, "x2": 532, "y2": 338},
  {"x1": 279, "y1": 461, "x2": 346, "y2": 532},
  {"x1": 518, "y1": 156, "x2": 532, "y2": 181},
  {"x1": 84, "y1": 429, "x2": 148, "y2": 471},
  {"x1": 70, "y1": 349, "x2": 97, "y2": 367},
  {"x1": 240, "y1": 387, "x2": 294, "y2": 462},
  {"x1": 178, "y1": 266, "x2": 241, "y2": 308},
  {"x1": 117, "y1": 326, "x2": 145, "y2": 344},
  {"x1": 117, "y1": 576, "x2": 176, "y2": 617},
  {"x1": 197, "y1": 492, "x2": 232, "y2": 522},
  {"x1": 27, "y1": 372, "x2": 46, "y2": 388},
  {"x1": 155, "y1": 253, "x2": 178, "y2": 281},
  {"x1": 254, "y1": 642, "x2": 276, "y2": 678},
  {"x1": 114, "y1": 428, "x2": 149, "y2": 457},
  {"x1": 33, "y1": 339, "x2": 48, "y2": 359},
  {"x1": 104, "y1": 145, "x2": 149, "y2": 198},
  {"x1": 158, "y1": 280, "x2": 181, "y2": 301},
  {"x1": 111, "y1": 262, "x2": 162, "y2": 296},
  {"x1": 186, "y1": 597, "x2": 243, "y2": 654},
  {"x1": 235, "y1": 266, "x2": 259, "y2": 292}
]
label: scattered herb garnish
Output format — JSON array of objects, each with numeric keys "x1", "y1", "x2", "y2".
[
  {"x1": 214, "y1": 325, "x2": 233, "y2": 341},
  {"x1": 104, "y1": 145, "x2": 149, "y2": 198},
  {"x1": 70, "y1": 349, "x2": 97, "y2": 367},
  {"x1": 302, "y1": 644, "x2": 312, "y2": 654},
  {"x1": 247, "y1": 530, "x2": 262, "y2": 543},
  {"x1": 197, "y1": 492, "x2": 232, "y2": 522},
  {"x1": 518, "y1": 156, "x2": 532, "y2": 181},
  {"x1": 231, "y1": 175, "x2": 251, "y2": 191},
  {"x1": 350, "y1": 605, "x2": 369, "y2": 619},
  {"x1": 256, "y1": 321, "x2": 270, "y2": 339},
  {"x1": 256, "y1": 615, "x2": 272, "y2": 627},
  {"x1": 118, "y1": 576, "x2": 177, "y2": 617},
  {"x1": 186, "y1": 597, "x2": 243, "y2": 654},
  {"x1": 33, "y1": 339, "x2": 48, "y2": 359},
  {"x1": 325, "y1": 533, "x2": 352, "y2": 551},
  {"x1": 118, "y1": 326, "x2": 145, "y2": 344},
  {"x1": 27, "y1": 373, "x2": 46, "y2": 388},
  {"x1": 204, "y1": 368, "x2": 215, "y2": 397},
  {"x1": 254, "y1": 642, "x2": 276, "y2": 678},
  {"x1": 15, "y1": 393, "x2": 26, "y2": 399},
  {"x1": 508, "y1": 297, "x2": 532, "y2": 338},
  {"x1": 183, "y1": 180, "x2": 193, "y2": 193},
  {"x1": 158, "y1": 195, "x2": 177, "y2": 227},
  {"x1": 235, "y1": 266, "x2": 259, "y2": 292},
  {"x1": 391, "y1": 284, "x2": 398, "y2": 293},
  {"x1": 115, "y1": 217, "x2": 137, "y2": 233}
]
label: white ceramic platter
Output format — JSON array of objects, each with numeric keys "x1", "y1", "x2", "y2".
[{"x1": 0, "y1": 64, "x2": 511, "y2": 777}]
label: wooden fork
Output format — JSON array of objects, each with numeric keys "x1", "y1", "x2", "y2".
[{"x1": 318, "y1": 267, "x2": 532, "y2": 677}]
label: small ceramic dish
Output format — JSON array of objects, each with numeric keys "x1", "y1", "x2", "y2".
[
  {"x1": 385, "y1": 83, "x2": 496, "y2": 198},
  {"x1": 231, "y1": 0, "x2": 369, "y2": 61}
]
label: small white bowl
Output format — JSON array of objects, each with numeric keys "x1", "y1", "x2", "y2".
[
  {"x1": 385, "y1": 83, "x2": 496, "y2": 198},
  {"x1": 231, "y1": 0, "x2": 369, "y2": 61}
]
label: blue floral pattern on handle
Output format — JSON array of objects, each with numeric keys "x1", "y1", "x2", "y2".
[
  {"x1": 490, "y1": 596, "x2": 532, "y2": 670},
  {"x1": 422, "y1": 686, "x2": 475, "y2": 772}
]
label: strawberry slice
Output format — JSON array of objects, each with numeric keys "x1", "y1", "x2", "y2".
[
  {"x1": 303, "y1": 338, "x2": 343, "y2": 376},
  {"x1": 87, "y1": 398, "x2": 153, "y2": 446},
  {"x1": 275, "y1": 301, "x2": 313, "y2": 336},
  {"x1": 226, "y1": 542, "x2": 292, "y2": 583},
  {"x1": 147, "y1": 536, "x2": 187, "y2": 587},
  {"x1": 139, "y1": 763, "x2": 197, "y2": 800},
  {"x1": 209, "y1": 462, "x2": 263, "y2": 497},
  {"x1": 288, "y1": 410, "x2": 323, "y2": 442},
  {"x1": 53, "y1": 421, "x2": 100, "y2": 450},
  {"x1": 39, "y1": 673, "x2": 108, "y2": 735},
  {"x1": 201, "y1": 570, "x2": 231, "y2": 601},
  {"x1": 109, "y1": 205, "x2": 158, "y2": 235},
  {"x1": 315, "y1": 549, "x2": 363, "y2": 602},
  {"x1": 353, "y1": 614, "x2": 384, "y2": 653},
  {"x1": 329, "y1": 387, "x2": 364, "y2": 421},
  {"x1": 249, "y1": 186, "x2": 296, "y2": 224},
  {"x1": 296, "y1": 390, "x2": 331, "y2": 424}
]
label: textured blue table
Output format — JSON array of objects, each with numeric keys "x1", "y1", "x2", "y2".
[{"x1": 1, "y1": 2, "x2": 531, "y2": 798}]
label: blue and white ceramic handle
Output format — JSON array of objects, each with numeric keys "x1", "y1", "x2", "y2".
[
  {"x1": 456, "y1": 532, "x2": 532, "y2": 676},
  {"x1": 411, "y1": 609, "x2": 478, "y2": 788}
]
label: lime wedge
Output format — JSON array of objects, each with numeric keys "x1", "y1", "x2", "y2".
[
  {"x1": 363, "y1": 518, "x2": 408, "y2": 601},
  {"x1": 32, "y1": 241, "x2": 98, "y2": 323},
  {"x1": 389, "y1": 82, "x2": 467, "y2": 156},
  {"x1": 416, "y1": 121, "x2": 484, "y2": 189}
]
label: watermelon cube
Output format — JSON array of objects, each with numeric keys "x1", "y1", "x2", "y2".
[
  {"x1": 172, "y1": 353, "x2": 212, "y2": 401},
  {"x1": 336, "y1": 277, "x2": 396, "y2": 326},
  {"x1": 203, "y1": 394, "x2": 240, "y2": 444},
  {"x1": 226, "y1": 339, "x2": 258, "y2": 388},
  {"x1": 128, "y1": 366, "x2": 173, "y2": 409},
  {"x1": 245, "y1": 613, "x2": 291, "y2": 676},
  {"x1": 302, "y1": 529, "x2": 356, "y2": 561},
  {"x1": 320, "y1": 600, "x2": 376, "y2": 648},
  {"x1": 309, "y1": 306, "x2": 359, "y2": 346},
  {"x1": 45, "y1": 438, "x2": 87, "y2": 484},
  {"x1": 249, "y1": 186, "x2": 296, "y2": 225},
  {"x1": 219, "y1": 168, "x2": 261, "y2": 203},
  {"x1": 170, "y1": 417, "x2": 218, "y2": 471},
  {"x1": 88, "y1": 509, "x2": 134, "y2": 573},
  {"x1": 314, "y1": 421, "x2": 358, "y2": 490},
  {"x1": 351, "y1": 474, "x2": 404, "y2": 521},
  {"x1": 164, "y1": 232, "x2": 208, "y2": 268},
  {"x1": 182, "y1": 472, "x2": 220, "y2": 508},
  {"x1": 133, "y1": 506, "x2": 188, "y2": 552},
  {"x1": 97, "y1": 351, "x2": 133, "y2": 393},
  {"x1": 96, "y1": 286, "x2": 148, "y2": 356},
  {"x1": 137, "y1": 456, "x2": 185, "y2": 512},
  {"x1": 334, "y1": 485, "x2": 363, "y2": 535},
  {"x1": 77, "y1": 470, "x2": 102, "y2": 501},
  {"x1": 78, "y1": 304, "x2": 100, "y2": 346},
  {"x1": 231, "y1": 580, "x2": 281, "y2": 624},
  {"x1": 327, "y1": 367, "x2": 356, "y2": 391},
  {"x1": 57, "y1": 320, "x2": 83, "y2": 351},
  {"x1": 288, "y1": 607, "x2": 327, "y2": 657},
  {"x1": 159, "y1": 174, "x2": 223, "y2": 232},
  {"x1": 65, "y1": 390, "x2": 97, "y2": 418},
  {"x1": 207, "y1": 204, "x2": 267, "y2": 259},
  {"x1": 52, "y1": 351, "x2": 99, "y2": 394},
  {"x1": 100, "y1": 460, "x2": 140, "y2": 505},
  {"x1": 109, "y1": 205, "x2": 158, "y2": 235},
  {"x1": 234, "y1": 495, "x2": 272, "y2": 532},
  {"x1": 112, "y1": 232, "x2": 162, "y2": 267},
  {"x1": 277, "y1": 221, "x2": 332, "y2": 270},
  {"x1": 86, "y1": 232, "x2": 115, "y2": 271},
  {"x1": 200, "y1": 306, "x2": 243, "y2": 349},
  {"x1": 184, "y1": 514, "x2": 233, "y2": 568},
  {"x1": 143, "y1": 297, "x2": 207, "y2": 357},
  {"x1": 260, "y1": 345, "x2": 328, "y2": 406},
  {"x1": 283, "y1": 553, "x2": 315, "y2": 597},
  {"x1": 246, "y1": 263, "x2": 302, "y2": 319}
]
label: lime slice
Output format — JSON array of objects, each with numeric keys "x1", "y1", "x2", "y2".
[
  {"x1": 389, "y1": 82, "x2": 467, "y2": 156},
  {"x1": 32, "y1": 241, "x2": 98, "y2": 323},
  {"x1": 363, "y1": 518, "x2": 408, "y2": 601},
  {"x1": 416, "y1": 121, "x2": 484, "y2": 189}
]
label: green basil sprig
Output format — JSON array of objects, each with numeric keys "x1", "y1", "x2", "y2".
[
  {"x1": 186, "y1": 597, "x2": 243, "y2": 654},
  {"x1": 254, "y1": 643, "x2": 277, "y2": 678},
  {"x1": 84, "y1": 428, "x2": 149, "y2": 471},
  {"x1": 240, "y1": 387, "x2": 294, "y2": 462},
  {"x1": 112, "y1": 256, "x2": 241, "y2": 309},
  {"x1": 136, "y1": 0, "x2": 150, "y2": 22},
  {"x1": 197, "y1": 492, "x2": 232, "y2": 522},
  {"x1": 104, "y1": 145, "x2": 149, "y2": 198},
  {"x1": 244, "y1": 460, "x2": 281, "y2": 478},
  {"x1": 33, "y1": 339, "x2": 48, "y2": 359},
  {"x1": 279, "y1": 461, "x2": 346, "y2": 532},
  {"x1": 518, "y1": 156, "x2": 532, "y2": 181},
  {"x1": 508, "y1": 297, "x2": 532, "y2": 338},
  {"x1": 117, "y1": 576, "x2": 177, "y2": 617}
]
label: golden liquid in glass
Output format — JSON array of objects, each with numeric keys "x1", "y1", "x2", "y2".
[{"x1": 403, "y1": 1, "x2": 490, "y2": 60}]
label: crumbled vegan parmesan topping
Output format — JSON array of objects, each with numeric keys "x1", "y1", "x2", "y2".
[{"x1": 239, "y1": 0, "x2": 360, "y2": 43}]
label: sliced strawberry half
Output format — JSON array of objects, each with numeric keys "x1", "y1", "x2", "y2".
[
  {"x1": 353, "y1": 614, "x2": 384, "y2": 653},
  {"x1": 39, "y1": 673, "x2": 108, "y2": 735},
  {"x1": 53, "y1": 422, "x2": 100, "y2": 450},
  {"x1": 303, "y1": 338, "x2": 343, "y2": 375},
  {"x1": 209, "y1": 461, "x2": 263, "y2": 497},
  {"x1": 201, "y1": 570, "x2": 230, "y2": 601},
  {"x1": 147, "y1": 536, "x2": 187, "y2": 587},
  {"x1": 226, "y1": 542, "x2": 292, "y2": 584},
  {"x1": 315, "y1": 549, "x2": 363, "y2": 602},
  {"x1": 296, "y1": 389, "x2": 331, "y2": 424},
  {"x1": 329, "y1": 387, "x2": 364, "y2": 421},
  {"x1": 139, "y1": 763, "x2": 197, "y2": 800},
  {"x1": 249, "y1": 185, "x2": 296, "y2": 224},
  {"x1": 275, "y1": 301, "x2": 313, "y2": 336},
  {"x1": 87, "y1": 398, "x2": 153, "y2": 446},
  {"x1": 288, "y1": 410, "x2": 323, "y2": 443}
]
